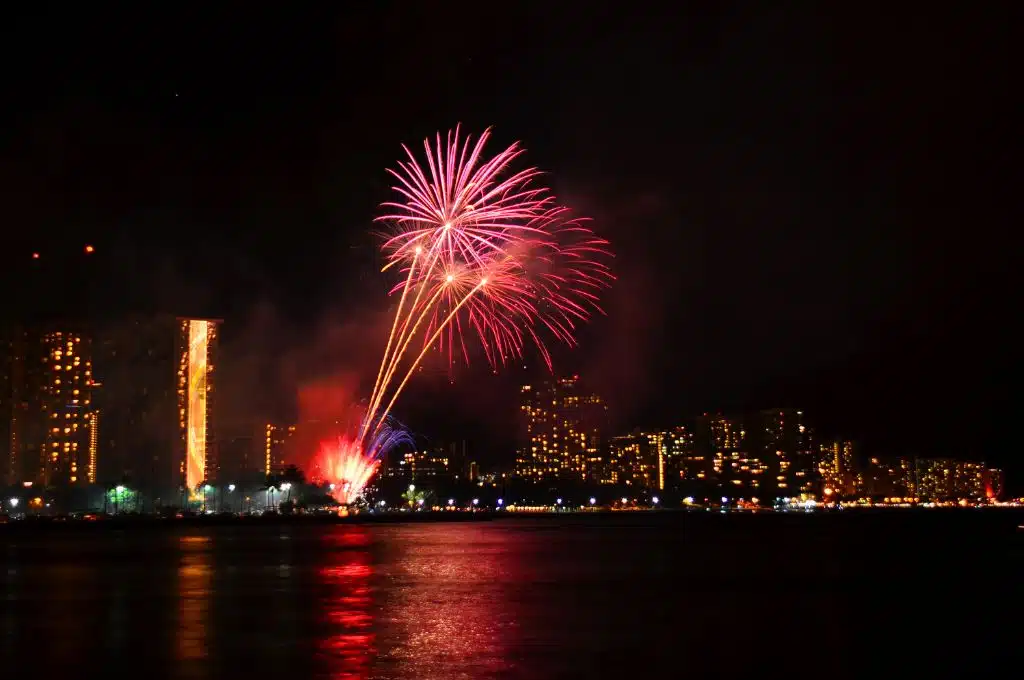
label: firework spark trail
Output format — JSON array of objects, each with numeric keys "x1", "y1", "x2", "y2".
[
  {"x1": 369, "y1": 278, "x2": 487, "y2": 438},
  {"x1": 359, "y1": 125, "x2": 614, "y2": 453}
]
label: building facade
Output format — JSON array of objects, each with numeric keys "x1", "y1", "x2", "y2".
[
  {"x1": 3, "y1": 327, "x2": 98, "y2": 486},
  {"x1": 515, "y1": 376, "x2": 608, "y2": 482},
  {"x1": 93, "y1": 315, "x2": 179, "y2": 494},
  {"x1": 176, "y1": 318, "x2": 220, "y2": 490}
]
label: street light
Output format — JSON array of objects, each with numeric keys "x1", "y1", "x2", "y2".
[
  {"x1": 115, "y1": 485, "x2": 125, "y2": 494},
  {"x1": 8, "y1": 498, "x2": 18, "y2": 508},
  {"x1": 589, "y1": 497, "x2": 596, "y2": 505},
  {"x1": 652, "y1": 496, "x2": 660, "y2": 505},
  {"x1": 228, "y1": 484, "x2": 236, "y2": 492}
]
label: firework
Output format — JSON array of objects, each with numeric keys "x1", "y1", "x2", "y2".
[
  {"x1": 359, "y1": 127, "x2": 614, "y2": 443},
  {"x1": 319, "y1": 420, "x2": 411, "y2": 505}
]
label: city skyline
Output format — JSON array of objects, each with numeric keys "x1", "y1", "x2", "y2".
[
  {"x1": 1, "y1": 5, "x2": 1013, "y2": 486},
  {"x1": 3, "y1": 325, "x2": 1008, "y2": 502}
]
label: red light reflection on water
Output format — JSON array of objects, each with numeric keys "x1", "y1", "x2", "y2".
[
  {"x1": 317, "y1": 528, "x2": 375, "y2": 679},
  {"x1": 374, "y1": 524, "x2": 514, "y2": 676}
]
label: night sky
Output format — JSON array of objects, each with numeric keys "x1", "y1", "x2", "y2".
[{"x1": 1, "y1": 6, "x2": 1014, "y2": 478}]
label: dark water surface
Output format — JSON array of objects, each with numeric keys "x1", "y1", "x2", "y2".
[{"x1": 2, "y1": 512, "x2": 1021, "y2": 678}]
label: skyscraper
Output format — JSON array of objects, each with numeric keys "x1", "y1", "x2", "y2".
[
  {"x1": 176, "y1": 318, "x2": 220, "y2": 490},
  {"x1": 606, "y1": 432, "x2": 663, "y2": 489},
  {"x1": 264, "y1": 422, "x2": 297, "y2": 475},
  {"x1": 93, "y1": 315, "x2": 179, "y2": 494},
  {"x1": 515, "y1": 376, "x2": 607, "y2": 482},
  {"x1": 2, "y1": 328, "x2": 100, "y2": 486},
  {"x1": 41, "y1": 331, "x2": 97, "y2": 485},
  {"x1": 754, "y1": 409, "x2": 815, "y2": 499},
  {"x1": 819, "y1": 440, "x2": 859, "y2": 497},
  {"x1": 693, "y1": 414, "x2": 748, "y2": 487},
  {"x1": 1, "y1": 330, "x2": 18, "y2": 485}
]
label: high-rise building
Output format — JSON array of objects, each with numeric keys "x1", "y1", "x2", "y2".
[
  {"x1": 93, "y1": 315, "x2": 178, "y2": 494},
  {"x1": 606, "y1": 432, "x2": 662, "y2": 489},
  {"x1": 176, "y1": 318, "x2": 220, "y2": 490},
  {"x1": 693, "y1": 414, "x2": 745, "y2": 484},
  {"x1": 865, "y1": 456, "x2": 916, "y2": 498},
  {"x1": 1, "y1": 330, "x2": 20, "y2": 485},
  {"x1": 384, "y1": 447, "x2": 451, "y2": 483},
  {"x1": 819, "y1": 440, "x2": 860, "y2": 497},
  {"x1": 754, "y1": 409, "x2": 815, "y2": 498},
  {"x1": 915, "y1": 459, "x2": 993, "y2": 500},
  {"x1": 983, "y1": 468, "x2": 1004, "y2": 500},
  {"x1": 264, "y1": 422, "x2": 297, "y2": 475},
  {"x1": 514, "y1": 376, "x2": 608, "y2": 482},
  {"x1": 662, "y1": 426, "x2": 698, "y2": 485},
  {"x1": 36, "y1": 330, "x2": 97, "y2": 485}
]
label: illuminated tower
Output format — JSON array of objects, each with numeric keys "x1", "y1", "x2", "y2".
[{"x1": 176, "y1": 318, "x2": 220, "y2": 490}]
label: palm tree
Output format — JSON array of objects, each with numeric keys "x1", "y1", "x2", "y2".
[
  {"x1": 264, "y1": 473, "x2": 282, "y2": 512},
  {"x1": 281, "y1": 465, "x2": 305, "y2": 503}
]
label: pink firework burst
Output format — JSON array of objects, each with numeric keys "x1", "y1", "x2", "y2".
[{"x1": 361, "y1": 126, "x2": 614, "y2": 441}]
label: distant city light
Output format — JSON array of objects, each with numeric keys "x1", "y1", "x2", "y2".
[
  {"x1": 497, "y1": 498, "x2": 503, "y2": 506},
  {"x1": 448, "y1": 498, "x2": 455, "y2": 506},
  {"x1": 228, "y1": 484, "x2": 236, "y2": 492},
  {"x1": 31, "y1": 252, "x2": 39, "y2": 259},
  {"x1": 652, "y1": 496, "x2": 659, "y2": 504},
  {"x1": 472, "y1": 498, "x2": 479, "y2": 506},
  {"x1": 84, "y1": 244, "x2": 95, "y2": 254},
  {"x1": 556, "y1": 498, "x2": 562, "y2": 505},
  {"x1": 589, "y1": 497, "x2": 596, "y2": 505},
  {"x1": 683, "y1": 496, "x2": 694, "y2": 505},
  {"x1": 8, "y1": 498, "x2": 18, "y2": 507}
]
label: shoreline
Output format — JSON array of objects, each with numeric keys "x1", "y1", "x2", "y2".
[{"x1": 2, "y1": 505, "x2": 1023, "y2": 532}]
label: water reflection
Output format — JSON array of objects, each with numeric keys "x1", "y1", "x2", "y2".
[
  {"x1": 45, "y1": 561, "x2": 97, "y2": 667},
  {"x1": 374, "y1": 524, "x2": 515, "y2": 679},
  {"x1": 316, "y1": 527, "x2": 374, "y2": 679},
  {"x1": 176, "y1": 533, "x2": 213, "y2": 672}
]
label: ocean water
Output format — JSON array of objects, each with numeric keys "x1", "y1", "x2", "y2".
[{"x1": 2, "y1": 511, "x2": 1021, "y2": 678}]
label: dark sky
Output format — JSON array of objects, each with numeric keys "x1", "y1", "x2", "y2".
[{"x1": 0, "y1": 6, "x2": 1015, "y2": 476}]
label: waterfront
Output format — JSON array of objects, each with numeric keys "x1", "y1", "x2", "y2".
[{"x1": 2, "y1": 512, "x2": 1020, "y2": 678}]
